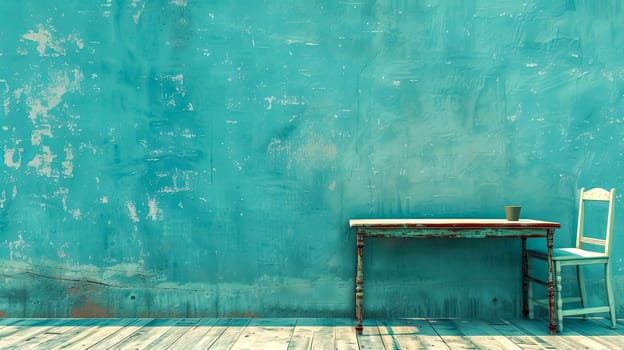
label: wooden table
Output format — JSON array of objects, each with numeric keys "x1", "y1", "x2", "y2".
[{"x1": 349, "y1": 218, "x2": 561, "y2": 334}]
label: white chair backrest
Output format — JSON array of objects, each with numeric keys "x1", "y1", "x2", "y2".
[{"x1": 576, "y1": 187, "x2": 615, "y2": 255}]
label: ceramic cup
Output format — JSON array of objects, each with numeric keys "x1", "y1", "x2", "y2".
[{"x1": 505, "y1": 206, "x2": 521, "y2": 221}]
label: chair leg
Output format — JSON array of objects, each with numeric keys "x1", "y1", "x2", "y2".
[
  {"x1": 577, "y1": 265, "x2": 587, "y2": 319},
  {"x1": 605, "y1": 262, "x2": 617, "y2": 328},
  {"x1": 556, "y1": 261, "x2": 563, "y2": 332}
]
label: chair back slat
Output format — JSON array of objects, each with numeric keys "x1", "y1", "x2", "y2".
[
  {"x1": 580, "y1": 236, "x2": 606, "y2": 246},
  {"x1": 576, "y1": 187, "x2": 615, "y2": 255},
  {"x1": 583, "y1": 187, "x2": 612, "y2": 201}
]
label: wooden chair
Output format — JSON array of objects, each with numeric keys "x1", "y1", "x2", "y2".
[{"x1": 527, "y1": 187, "x2": 617, "y2": 332}]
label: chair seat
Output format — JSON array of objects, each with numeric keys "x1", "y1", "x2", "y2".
[{"x1": 528, "y1": 247, "x2": 608, "y2": 261}]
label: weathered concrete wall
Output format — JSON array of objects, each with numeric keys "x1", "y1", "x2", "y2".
[{"x1": 1, "y1": 0, "x2": 623, "y2": 319}]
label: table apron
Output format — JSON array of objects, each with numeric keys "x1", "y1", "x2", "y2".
[{"x1": 359, "y1": 228, "x2": 550, "y2": 238}]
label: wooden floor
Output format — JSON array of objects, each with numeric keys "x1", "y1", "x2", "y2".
[{"x1": 0, "y1": 317, "x2": 622, "y2": 349}]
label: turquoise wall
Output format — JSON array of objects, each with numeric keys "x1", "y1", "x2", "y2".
[{"x1": 1, "y1": 1, "x2": 623, "y2": 319}]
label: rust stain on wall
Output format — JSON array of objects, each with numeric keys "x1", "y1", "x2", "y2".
[
  {"x1": 70, "y1": 298, "x2": 111, "y2": 318},
  {"x1": 67, "y1": 286, "x2": 80, "y2": 296}
]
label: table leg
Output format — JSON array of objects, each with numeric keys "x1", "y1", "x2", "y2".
[
  {"x1": 355, "y1": 232, "x2": 364, "y2": 332},
  {"x1": 521, "y1": 237, "x2": 528, "y2": 318},
  {"x1": 547, "y1": 228, "x2": 557, "y2": 334}
]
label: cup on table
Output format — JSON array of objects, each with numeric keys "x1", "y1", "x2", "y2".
[{"x1": 505, "y1": 206, "x2": 521, "y2": 221}]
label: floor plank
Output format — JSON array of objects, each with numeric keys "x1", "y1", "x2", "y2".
[
  {"x1": 512, "y1": 318, "x2": 605, "y2": 350},
  {"x1": 59, "y1": 318, "x2": 140, "y2": 350},
  {"x1": 356, "y1": 319, "x2": 385, "y2": 350},
  {"x1": 207, "y1": 318, "x2": 251, "y2": 350},
  {"x1": 564, "y1": 318, "x2": 624, "y2": 349},
  {"x1": 0, "y1": 317, "x2": 621, "y2": 349},
  {"x1": 230, "y1": 318, "x2": 295, "y2": 350},
  {"x1": 0, "y1": 319, "x2": 85, "y2": 349},
  {"x1": 286, "y1": 318, "x2": 335, "y2": 350},
  {"x1": 376, "y1": 319, "x2": 450, "y2": 350},
  {"x1": 108, "y1": 318, "x2": 183, "y2": 349},
  {"x1": 335, "y1": 318, "x2": 359, "y2": 350},
  {"x1": 172, "y1": 318, "x2": 233, "y2": 350},
  {"x1": 138, "y1": 318, "x2": 201, "y2": 349},
  {"x1": 452, "y1": 319, "x2": 524, "y2": 350},
  {"x1": 428, "y1": 318, "x2": 479, "y2": 349},
  {"x1": 18, "y1": 318, "x2": 109, "y2": 350},
  {"x1": 79, "y1": 318, "x2": 154, "y2": 349},
  {"x1": 486, "y1": 319, "x2": 550, "y2": 350},
  {"x1": 165, "y1": 318, "x2": 222, "y2": 349},
  {"x1": 0, "y1": 319, "x2": 54, "y2": 339}
]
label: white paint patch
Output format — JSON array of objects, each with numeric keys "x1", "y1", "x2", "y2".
[
  {"x1": 101, "y1": 196, "x2": 109, "y2": 204},
  {"x1": 31, "y1": 126, "x2": 53, "y2": 145},
  {"x1": 26, "y1": 68, "x2": 83, "y2": 126},
  {"x1": 171, "y1": 0, "x2": 187, "y2": 6},
  {"x1": 57, "y1": 242, "x2": 69, "y2": 258},
  {"x1": 9, "y1": 233, "x2": 27, "y2": 260},
  {"x1": 0, "y1": 190, "x2": 5, "y2": 209},
  {"x1": 328, "y1": 180, "x2": 336, "y2": 191},
  {"x1": 131, "y1": 0, "x2": 146, "y2": 24},
  {"x1": 146, "y1": 196, "x2": 162, "y2": 221},
  {"x1": 267, "y1": 138, "x2": 288, "y2": 156},
  {"x1": 71, "y1": 208, "x2": 81, "y2": 220},
  {"x1": 171, "y1": 74, "x2": 185, "y2": 94},
  {"x1": 264, "y1": 96, "x2": 276, "y2": 110},
  {"x1": 0, "y1": 79, "x2": 9, "y2": 116},
  {"x1": 21, "y1": 24, "x2": 82, "y2": 57},
  {"x1": 526, "y1": 63, "x2": 538, "y2": 68},
  {"x1": 27, "y1": 145, "x2": 55, "y2": 177},
  {"x1": 62, "y1": 143, "x2": 74, "y2": 177},
  {"x1": 181, "y1": 128, "x2": 195, "y2": 138},
  {"x1": 69, "y1": 34, "x2": 84, "y2": 50},
  {"x1": 55, "y1": 187, "x2": 69, "y2": 212},
  {"x1": 278, "y1": 95, "x2": 305, "y2": 106},
  {"x1": 126, "y1": 201, "x2": 140, "y2": 223},
  {"x1": 3, "y1": 146, "x2": 22, "y2": 169},
  {"x1": 158, "y1": 169, "x2": 194, "y2": 193},
  {"x1": 101, "y1": 0, "x2": 112, "y2": 17},
  {"x1": 22, "y1": 24, "x2": 59, "y2": 56}
]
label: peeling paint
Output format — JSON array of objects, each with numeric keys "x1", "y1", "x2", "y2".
[
  {"x1": 27, "y1": 145, "x2": 55, "y2": 177},
  {"x1": 9, "y1": 233, "x2": 27, "y2": 260},
  {"x1": 31, "y1": 126, "x2": 53, "y2": 146},
  {"x1": 146, "y1": 196, "x2": 162, "y2": 221},
  {"x1": 62, "y1": 144, "x2": 74, "y2": 178},
  {"x1": 328, "y1": 180, "x2": 336, "y2": 191},
  {"x1": 126, "y1": 201, "x2": 140, "y2": 223},
  {"x1": 21, "y1": 24, "x2": 83, "y2": 57},
  {"x1": 264, "y1": 96, "x2": 276, "y2": 110},
  {"x1": 171, "y1": 0, "x2": 188, "y2": 7},
  {"x1": 3, "y1": 145, "x2": 22, "y2": 169},
  {"x1": 0, "y1": 79, "x2": 9, "y2": 116},
  {"x1": 25, "y1": 68, "x2": 83, "y2": 126},
  {"x1": 131, "y1": 0, "x2": 146, "y2": 24},
  {"x1": 21, "y1": 24, "x2": 62, "y2": 56}
]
